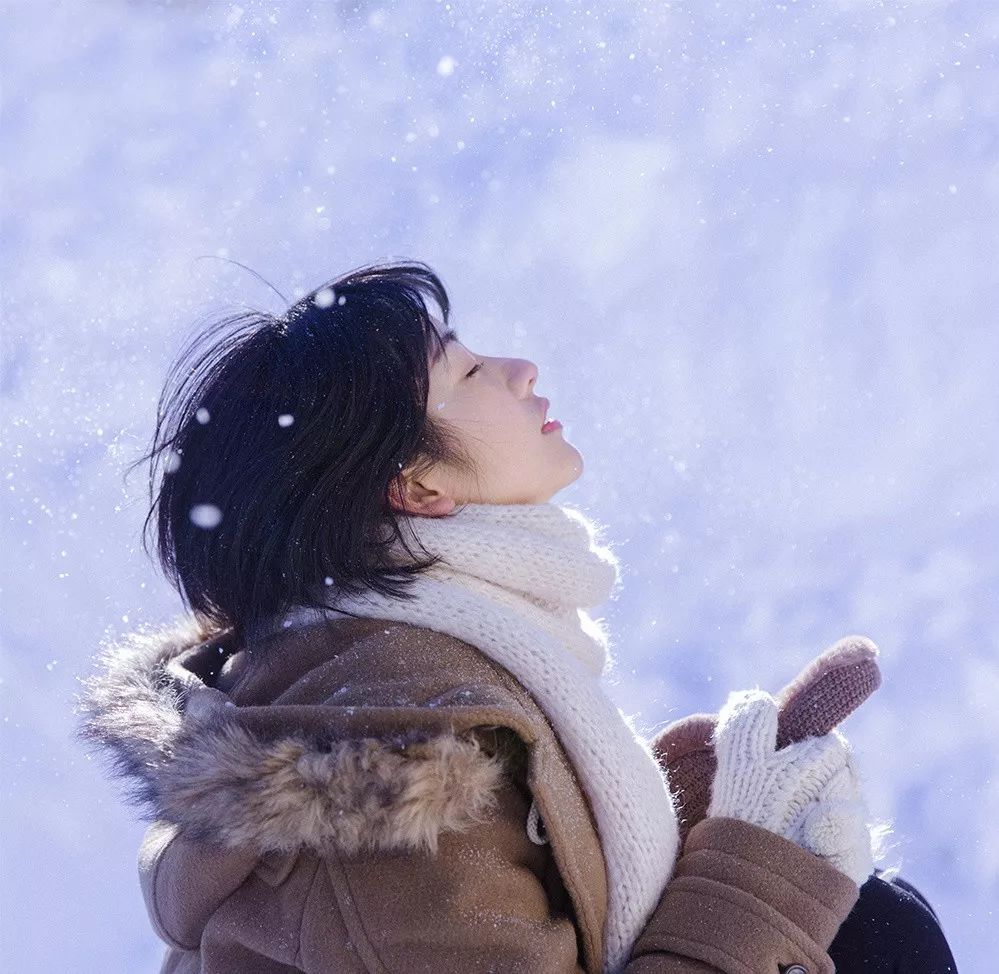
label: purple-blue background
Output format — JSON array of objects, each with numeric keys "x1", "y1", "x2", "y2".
[{"x1": 2, "y1": 1, "x2": 995, "y2": 968}]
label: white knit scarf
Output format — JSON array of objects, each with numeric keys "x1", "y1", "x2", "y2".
[{"x1": 274, "y1": 501, "x2": 681, "y2": 973}]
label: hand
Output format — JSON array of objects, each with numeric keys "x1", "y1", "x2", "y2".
[
  {"x1": 708, "y1": 687, "x2": 875, "y2": 886},
  {"x1": 650, "y1": 634, "x2": 881, "y2": 846}
]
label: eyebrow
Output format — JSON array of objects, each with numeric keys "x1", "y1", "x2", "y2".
[{"x1": 430, "y1": 327, "x2": 460, "y2": 367}]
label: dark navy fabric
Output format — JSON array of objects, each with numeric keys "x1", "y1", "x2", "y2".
[{"x1": 827, "y1": 870, "x2": 959, "y2": 972}]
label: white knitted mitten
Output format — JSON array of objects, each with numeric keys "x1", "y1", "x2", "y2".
[{"x1": 707, "y1": 688, "x2": 875, "y2": 886}]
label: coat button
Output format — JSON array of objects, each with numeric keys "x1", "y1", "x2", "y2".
[{"x1": 780, "y1": 966, "x2": 808, "y2": 974}]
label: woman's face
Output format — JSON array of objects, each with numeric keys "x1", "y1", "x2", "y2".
[{"x1": 388, "y1": 329, "x2": 583, "y2": 514}]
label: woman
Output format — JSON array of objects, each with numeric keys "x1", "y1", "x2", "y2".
[{"x1": 77, "y1": 262, "x2": 957, "y2": 973}]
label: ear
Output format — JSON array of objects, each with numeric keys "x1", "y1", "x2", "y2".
[{"x1": 387, "y1": 476, "x2": 457, "y2": 517}]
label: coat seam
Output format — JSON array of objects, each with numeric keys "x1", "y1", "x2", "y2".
[
  {"x1": 293, "y1": 856, "x2": 323, "y2": 970},
  {"x1": 678, "y1": 845, "x2": 845, "y2": 927},
  {"x1": 688, "y1": 819, "x2": 858, "y2": 913},
  {"x1": 660, "y1": 878, "x2": 828, "y2": 972},
  {"x1": 324, "y1": 849, "x2": 389, "y2": 974},
  {"x1": 147, "y1": 827, "x2": 200, "y2": 952}
]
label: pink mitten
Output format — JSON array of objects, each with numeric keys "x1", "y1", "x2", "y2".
[{"x1": 650, "y1": 635, "x2": 881, "y2": 844}]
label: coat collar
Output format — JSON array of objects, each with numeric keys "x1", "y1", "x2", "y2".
[{"x1": 76, "y1": 614, "x2": 608, "y2": 973}]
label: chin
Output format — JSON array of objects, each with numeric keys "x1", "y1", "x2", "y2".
[{"x1": 558, "y1": 443, "x2": 584, "y2": 488}]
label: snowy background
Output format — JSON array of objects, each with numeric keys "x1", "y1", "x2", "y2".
[{"x1": 2, "y1": 0, "x2": 996, "y2": 968}]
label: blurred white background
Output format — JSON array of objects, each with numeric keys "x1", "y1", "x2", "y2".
[{"x1": 2, "y1": 0, "x2": 996, "y2": 968}]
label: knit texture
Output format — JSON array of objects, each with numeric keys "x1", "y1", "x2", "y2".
[
  {"x1": 707, "y1": 688, "x2": 875, "y2": 886},
  {"x1": 272, "y1": 501, "x2": 681, "y2": 974}
]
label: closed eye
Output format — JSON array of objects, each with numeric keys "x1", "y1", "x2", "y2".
[{"x1": 466, "y1": 361, "x2": 484, "y2": 378}]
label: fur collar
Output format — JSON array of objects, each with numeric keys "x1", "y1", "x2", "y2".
[{"x1": 75, "y1": 615, "x2": 512, "y2": 856}]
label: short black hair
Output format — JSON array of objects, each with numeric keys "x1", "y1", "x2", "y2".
[{"x1": 126, "y1": 260, "x2": 482, "y2": 645}]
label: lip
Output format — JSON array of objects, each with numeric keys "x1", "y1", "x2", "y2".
[{"x1": 541, "y1": 419, "x2": 563, "y2": 434}]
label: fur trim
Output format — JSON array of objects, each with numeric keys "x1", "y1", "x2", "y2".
[{"x1": 75, "y1": 617, "x2": 510, "y2": 856}]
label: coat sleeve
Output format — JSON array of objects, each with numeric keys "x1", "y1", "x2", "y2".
[
  {"x1": 626, "y1": 816, "x2": 862, "y2": 974},
  {"x1": 297, "y1": 766, "x2": 859, "y2": 974}
]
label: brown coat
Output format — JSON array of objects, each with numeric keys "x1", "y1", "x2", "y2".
[{"x1": 78, "y1": 614, "x2": 860, "y2": 973}]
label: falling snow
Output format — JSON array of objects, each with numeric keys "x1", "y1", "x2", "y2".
[
  {"x1": 3, "y1": 2, "x2": 995, "y2": 970},
  {"x1": 313, "y1": 287, "x2": 335, "y2": 308},
  {"x1": 189, "y1": 504, "x2": 223, "y2": 529}
]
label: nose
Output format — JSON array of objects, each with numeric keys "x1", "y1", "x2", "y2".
[{"x1": 517, "y1": 358, "x2": 538, "y2": 396}]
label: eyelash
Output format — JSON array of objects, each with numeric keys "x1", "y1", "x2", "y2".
[{"x1": 466, "y1": 361, "x2": 484, "y2": 378}]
